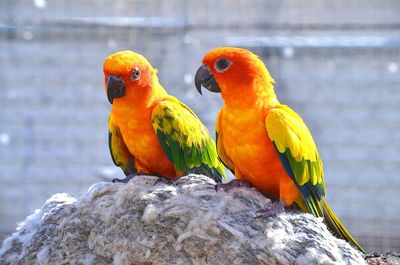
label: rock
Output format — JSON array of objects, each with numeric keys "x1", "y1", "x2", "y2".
[
  {"x1": 0, "y1": 174, "x2": 365, "y2": 265},
  {"x1": 365, "y1": 252, "x2": 400, "y2": 265}
]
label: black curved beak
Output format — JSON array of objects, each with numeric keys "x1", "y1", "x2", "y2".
[
  {"x1": 194, "y1": 64, "x2": 221, "y2": 95},
  {"x1": 107, "y1": 75, "x2": 126, "y2": 104}
]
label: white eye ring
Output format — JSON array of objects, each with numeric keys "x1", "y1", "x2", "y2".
[
  {"x1": 214, "y1": 58, "x2": 232, "y2": 73},
  {"x1": 130, "y1": 66, "x2": 141, "y2": 81}
]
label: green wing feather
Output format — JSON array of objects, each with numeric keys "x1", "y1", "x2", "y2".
[
  {"x1": 151, "y1": 97, "x2": 225, "y2": 183},
  {"x1": 108, "y1": 115, "x2": 136, "y2": 176},
  {"x1": 266, "y1": 105, "x2": 364, "y2": 253},
  {"x1": 266, "y1": 105, "x2": 325, "y2": 205}
]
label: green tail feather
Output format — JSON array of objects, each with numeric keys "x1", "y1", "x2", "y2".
[{"x1": 320, "y1": 199, "x2": 365, "y2": 253}]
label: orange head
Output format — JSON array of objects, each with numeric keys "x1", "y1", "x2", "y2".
[
  {"x1": 195, "y1": 47, "x2": 277, "y2": 106},
  {"x1": 103, "y1": 50, "x2": 164, "y2": 107}
]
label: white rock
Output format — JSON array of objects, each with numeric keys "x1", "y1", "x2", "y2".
[{"x1": 0, "y1": 175, "x2": 365, "y2": 265}]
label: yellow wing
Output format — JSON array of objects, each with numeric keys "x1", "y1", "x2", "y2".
[
  {"x1": 266, "y1": 105, "x2": 325, "y2": 215},
  {"x1": 151, "y1": 97, "x2": 225, "y2": 183},
  {"x1": 108, "y1": 115, "x2": 136, "y2": 176}
]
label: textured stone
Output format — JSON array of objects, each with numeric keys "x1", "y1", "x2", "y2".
[
  {"x1": 0, "y1": 174, "x2": 365, "y2": 265},
  {"x1": 365, "y1": 252, "x2": 400, "y2": 265}
]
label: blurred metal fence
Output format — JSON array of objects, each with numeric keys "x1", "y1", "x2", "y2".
[{"x1": 0, "y1": 0, "x2": 399, "y2": 253}]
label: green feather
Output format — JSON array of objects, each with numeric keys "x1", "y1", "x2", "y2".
[{"x1": 151, "y1": 99, "x2": 225, "y2": 182}]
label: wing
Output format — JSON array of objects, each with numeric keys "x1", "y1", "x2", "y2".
[
  {"x1": 216, "y1": 110, "x2": 235, "y2": 174},
  {"x1": 265, "y1": 105, "x2": 325, "y2": 216},
  {"x1": 108, "y1": 115, "x2": 136, "y2": 176},
  {"x1": 151, "y1": 97, "x2": 225, "y2": 183}
]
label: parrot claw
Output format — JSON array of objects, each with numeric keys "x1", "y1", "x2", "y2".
[
  {"x1": 214, "y1": 179, "x2": 253, "y2": 192},
  {"x1": 255, "y1": 199, "x2": 285, "y2": 218},
  {"x1": 112, "y1": 174, "x2": 135, "y2": 183},
  {"x1": 153, "y1": 175, "x2": 181, "y2": 186},
  {"x1": 154, "y1": 177, "x2": 173, "y2": 186}
]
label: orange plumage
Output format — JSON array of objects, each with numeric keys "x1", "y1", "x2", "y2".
[
  {"x1": 195, "y1": 47, "x2": 364, "y2": 252},
  {"x1": 104, "y1": 51, "x2": 176, "y2": 178},
  {"x1": 104, "y1": 51, "x2": 225, "y2": 182},
  {"x1": 217, "y1": 107, "x2": 300, "y2": 205},
  {"x1": 200, "y1": 47, "x2": 299, "y2": 204}
]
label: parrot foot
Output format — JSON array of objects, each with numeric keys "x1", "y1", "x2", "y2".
[
  {"x1": 214, "y1": 179, "x2": 253, "y2": 192},
  {"x1": 256, "y1": 199, "x2": 285, "y2": 218},
  {"x1": 153, "y1": 175, "x2": 180, "y2": 186},
  {"x1": 154, "y1": 177, "x2": 172, "y2": 186},
  {"x1": 112, "y1": 174, "x2": 135, "y2": 183}
]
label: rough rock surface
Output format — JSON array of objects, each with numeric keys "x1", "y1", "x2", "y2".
[
  {"x1": 0, "y1": 174, "x2": 366, "y2": 265},
  {"x1": 365, "y1": 253, "x2": 400, "y2": 265}
]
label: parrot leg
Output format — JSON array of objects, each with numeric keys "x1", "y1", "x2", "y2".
[
  {"x1": 214, "y1": 179, "x2": 253, "y2": 192},
  {"x1": 112, "y1": 174, "x2": 136, "y2": 183},
  {"x1": 113, "y1": 171, "x2": 168, "y2": 184},
  {"x1": 153, "y1": 173, "x2": 185, "y2": 186},
  {"x1": 256, "y1": 199, "x2": 285, "y2": 217},
  {"x1": 154, "y1": 176, "x2": 175, "y2": 186}
]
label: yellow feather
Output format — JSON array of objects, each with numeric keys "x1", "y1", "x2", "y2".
[
  {"x1": 310, "y1": 162, "x2": 318, "y2": 185},
  {"x1": 266, "y1": 105, "x2": 324, "y2": 188},
  {"x1": 302, "y1": 162, "x2": 309, "y2": 183},
  {"x1": 152, "y1": 97, "x2": 207, "y2": 147}
]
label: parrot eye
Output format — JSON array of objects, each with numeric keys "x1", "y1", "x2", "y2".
[
  {"x1": 214, "y1": 58, "x2": 232, "y2": 73},
  {"x1": 130, "y1": 66, "x2": 141, "y2": 81}
]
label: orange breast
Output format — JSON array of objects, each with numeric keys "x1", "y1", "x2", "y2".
[
  {"x1": 112, "y1": 108, "x2": 176, "y2": 179},
  {"x1": 220, "y1": 108, "x2": 300, "y2": 205}
]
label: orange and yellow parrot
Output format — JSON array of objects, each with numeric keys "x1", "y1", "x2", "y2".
[
  {"x1": 103, "y1": 50, "x2": 225, "y2": 183},
  {"x1": 195, "y1": 47, "x2": 364, "y2": 252}
]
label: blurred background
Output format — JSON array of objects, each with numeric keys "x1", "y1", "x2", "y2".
[{"x1": 1, "y1": 0, "x2": 399, "y2": 253}]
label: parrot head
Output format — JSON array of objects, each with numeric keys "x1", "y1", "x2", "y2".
[
  {"x1": 103, "y1": 50, "x2": 159, "y2": 104},
  {"x1": 195, "y1": 47, "x2": 276, "y2": 104}
]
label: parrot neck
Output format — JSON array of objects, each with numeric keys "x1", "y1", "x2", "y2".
[
  {"x1": 221, "y1": 78, "x2": 280, "y2": 109},
  {"x1": 147, "y1": 81, "x2": 168, "y2": 106},
  {"x1": 111, "y1": 80, "x2": 168, "y2": 118}
]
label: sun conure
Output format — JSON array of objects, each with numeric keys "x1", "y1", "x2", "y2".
[
  {"x1": 194, "y1": 47, "x2": 364, "y2": 253},
  {"x1": 103, "y1": 50, "x2": 225, "y2": 183}
]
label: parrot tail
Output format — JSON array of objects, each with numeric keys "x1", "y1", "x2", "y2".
[{"x1": 321, "y1": 198, "x2": 365, "y2": 253}]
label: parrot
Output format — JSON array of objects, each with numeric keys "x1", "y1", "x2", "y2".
[
  {"x1": 103, "y1": 50, "x2": 225, "y2": 183},
  {"x1": 194, "y1": 47, "x2": 364, "y2": 253}
]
